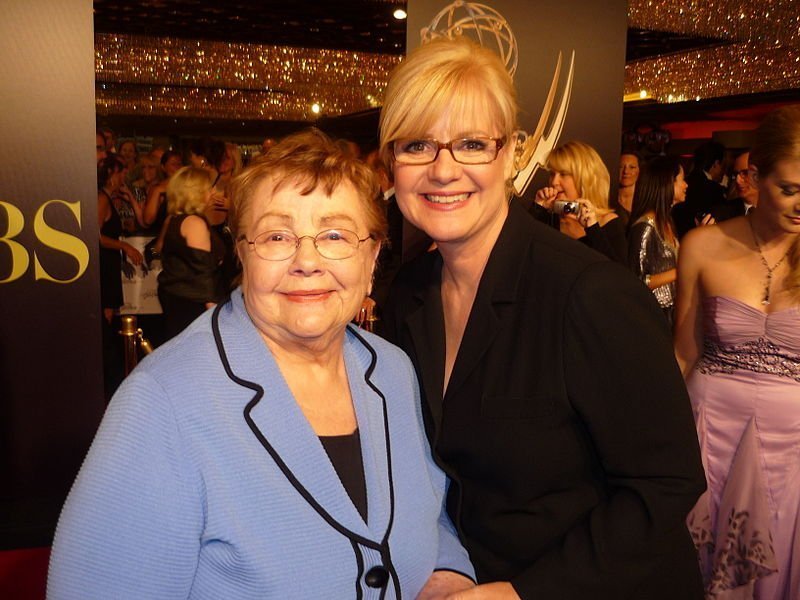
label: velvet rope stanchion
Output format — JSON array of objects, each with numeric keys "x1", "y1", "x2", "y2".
[{"x1": 119, "y1": 315, "x2": 154, "y2": 376}]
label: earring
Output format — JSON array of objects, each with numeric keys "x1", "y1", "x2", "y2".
[{"x1": 512, "y1": 130, "x2": 531, "y2": 172}]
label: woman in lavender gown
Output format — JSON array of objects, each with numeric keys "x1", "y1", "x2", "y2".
[{"x1": 675, "y1": 105, "x2": 800, "y2": 599}]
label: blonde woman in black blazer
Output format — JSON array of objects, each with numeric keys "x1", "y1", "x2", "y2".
[{"x1": 378, "y1": 36, "x2": 706, "y2": 599}]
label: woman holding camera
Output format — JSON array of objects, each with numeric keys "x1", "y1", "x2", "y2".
[
  {"x1": 534, "y1": 141, "x2": 627, "y2": 264},
  {"x1": 379, "y1": 35, "x2": 705, "y2": 599}
]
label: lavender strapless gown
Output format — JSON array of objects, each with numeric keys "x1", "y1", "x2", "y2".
[{"x1": 686, "y1": 296, "x2": 800, "y2": 599}]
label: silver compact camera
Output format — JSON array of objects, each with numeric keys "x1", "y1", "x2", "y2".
[{"x1": 553, "y1": 200, "x2": 580, "y2": 216}]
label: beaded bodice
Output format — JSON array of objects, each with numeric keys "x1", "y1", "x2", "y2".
[{"x1": 696, "y1": 296, "x2": 800, "y2": 382}]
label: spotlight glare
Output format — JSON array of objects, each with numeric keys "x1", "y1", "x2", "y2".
[{"x1": 393, "y1": 9, "x2": 407, "y2": 20}]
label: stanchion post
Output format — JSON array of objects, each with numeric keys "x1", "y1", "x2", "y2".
[{"x1": 119, "y1": 315, "x2": 138, "y2": 376}]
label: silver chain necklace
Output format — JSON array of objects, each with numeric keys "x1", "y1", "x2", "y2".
[{"x1": 748, "y1": 217, "x2": 791, "y2": 305}]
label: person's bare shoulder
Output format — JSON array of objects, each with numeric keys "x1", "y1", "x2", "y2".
[{"x1": 682, "y1": 216, "x2": 748, "y2": 263}]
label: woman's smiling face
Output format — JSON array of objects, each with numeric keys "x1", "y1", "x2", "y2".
[
  {"x1": 391, "y1": 109, "x2": 514, "y2": 250},
  {"x1": 239, "y1": 178, "x2": 379, "y2": 349}
]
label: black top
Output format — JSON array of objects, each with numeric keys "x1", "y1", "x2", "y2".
[
  {"x1": 579, "y1": 216, "x2": 627, "y2": 264},
  {"x1": 381, "y1": 199, "x2": 705, "y2": 599},
  {"x1": 99, "y1": 190, "x2": 124, "y2": 310},
  {"x1": 319, "y1": 429, "x2": 368, "y2": 522},
  {"x1": 709, "y1": 196, "x2": 747, "y2": 222},
  {"x1": 158, "y1": 214, "x2": 225, "y2": 304},
  {"x1": 673, "y1": 170, "x2": 726, "y2": 239},
  {"x1": 528, "y1": 204, "x2": 628, "y2": 264}
]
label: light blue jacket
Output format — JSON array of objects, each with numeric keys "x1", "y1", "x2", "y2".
[{"x1": 48, "y1": 290, "x2": 474, "y2": 599}]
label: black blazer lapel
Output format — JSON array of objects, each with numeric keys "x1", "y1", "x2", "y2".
[
  {"x1": 445, "y1": 201, "x2": 532, "y2": 402},
  {"x1": 444, "y1": 293, "x2": 500, "y2": 403},
  {"x1": 403, "y1": 258, "x2": 447, "y2": 438}
]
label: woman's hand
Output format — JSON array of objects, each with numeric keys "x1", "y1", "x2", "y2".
[
  {"x1": 118, "y1": 185, "x2": 136, "y2": 206},
  {"x1": 122, "y1": 241, "x2": 143, "y2": 266},
  {"x1": 443, "y1": 581, "x2": 520, "y2": 599},
  {"x1": 576, "y1": 198, "x2": 598, "y2": 228},
  {"x1": 209, "y1": 192, "x2": 229, "y2": 213},
  {"x1": 120, "y1": 184, "x2": 147, "y2": 228},
  {"x1": 559, "y1": 212, "x2": 586, "y2": 240},
  {"x1": 415, "y1": 571, "x2": 475, "y2": 600},
  {"x1": 694, "y1": 213, "x2": 716, "y2": 227},
  {"x1": 534, "y1": 186, "x2": 559, "y2": 211}
]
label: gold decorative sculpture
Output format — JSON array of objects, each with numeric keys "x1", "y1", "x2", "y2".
[
  {"x1": 421, "y1": 0, "x2": 575, "y2": 196},
  {"x1": 421, "y1": 0, "x2": 518, "y2": 77}
]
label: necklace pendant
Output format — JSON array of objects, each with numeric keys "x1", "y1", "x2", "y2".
[{"x1": 762, "y1": 298, "x2": 771, "y2": 306}]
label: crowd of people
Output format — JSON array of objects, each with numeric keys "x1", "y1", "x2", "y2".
[{"x1": 49, "y1": 36, "x2": 799, "y2": 600}]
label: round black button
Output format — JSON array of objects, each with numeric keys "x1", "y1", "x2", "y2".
[{"x1": 364, "y1": 565, "x2": 389, "y2": 588}]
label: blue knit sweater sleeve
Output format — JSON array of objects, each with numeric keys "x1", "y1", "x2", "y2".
[{"x1": 48, "y1": 370, "x2": 203, "y2": 599}]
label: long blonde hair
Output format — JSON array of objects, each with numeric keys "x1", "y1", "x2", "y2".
[
  {"x1": 546, "y1": 141, "x2": 612, "y2": 216},
  {"x1": 750, "y1": 105, "x2": 800, "y2": 300}
]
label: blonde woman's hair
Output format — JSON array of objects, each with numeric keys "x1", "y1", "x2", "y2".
[
  {"x1": 225, "y1": 142, "x2": 243, "y2": 177},
  {"x1": 379, "y1": 36, "x2": 518, "y2": 172},
  {"x1": 166, "y1": 166, "x2": 214, "y2": 216},
  {"x1": 546, "y1": 141, "x2": 612, "y2": 214},
  {"x1": 750, "y1": 104, "x2": 800, "y2": 300}
]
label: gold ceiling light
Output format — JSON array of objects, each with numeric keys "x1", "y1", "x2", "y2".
[
  {"x1": 95, "y1": 1, "x2": 800, "y2": 121},
  {"x1": 625, "y1": 0, "x2": 800, "y2": 103},
  {"x1": 95, "y1": 33, "x2": 401, "y2": 121}
]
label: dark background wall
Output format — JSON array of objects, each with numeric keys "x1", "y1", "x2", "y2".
[
  {"x1": 0, "y1": 0, "x2": 104, "y2": 551},
  {"x1": 407, "y1": 0, "x2": 628, "y2": 197}
]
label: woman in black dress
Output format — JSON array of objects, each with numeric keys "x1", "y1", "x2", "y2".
[
  {"x1": 97, "y1": 155, "x2": 143, "y2": 321},
  {"x1": 97, "y1": 155, "x2": 143, "y2": 398},
  {"x1": 157, "y1": 166, "x2": 224, "y2": 340}
]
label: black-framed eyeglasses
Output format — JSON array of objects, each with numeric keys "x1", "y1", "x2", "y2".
[
  {"x1": 238, "y1": 229, "x2": 374, "y2": 261},
  {"x1": 392, "y1": 136, "x2": 506, "y2": 165}
]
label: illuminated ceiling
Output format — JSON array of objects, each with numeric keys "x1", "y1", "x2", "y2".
[{"x1": 93, "y1": 0, "x2": 800, "y2": 124}]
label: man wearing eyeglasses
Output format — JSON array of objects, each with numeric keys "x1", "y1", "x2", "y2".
[{"x1": 710, "y1": 150, "x2": 759, "y2": 222}]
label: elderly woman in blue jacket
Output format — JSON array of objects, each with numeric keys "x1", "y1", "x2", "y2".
[{"x1": 48, "y1": 129, "x2": 475, "y2": 599}]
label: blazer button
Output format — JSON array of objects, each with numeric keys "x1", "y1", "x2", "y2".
[{"x1": 364, "y1": 565, "x2": 389, "y2": 588}]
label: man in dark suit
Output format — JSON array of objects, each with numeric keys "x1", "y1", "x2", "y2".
[
  {"x1": 710, "y1": 150, "x2": 758, "y2": 222},
  {"x1": 673, "y1": 141, "x2": 727, "y2": 238}
]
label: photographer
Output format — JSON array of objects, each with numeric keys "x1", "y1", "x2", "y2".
[{"x1": 534, "y1": 141, "x2": 627, "y2": 264}]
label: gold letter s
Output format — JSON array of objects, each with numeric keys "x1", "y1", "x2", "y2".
[{"x1": 33, "y1": 200, "x2": 89, "y2": 283}]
